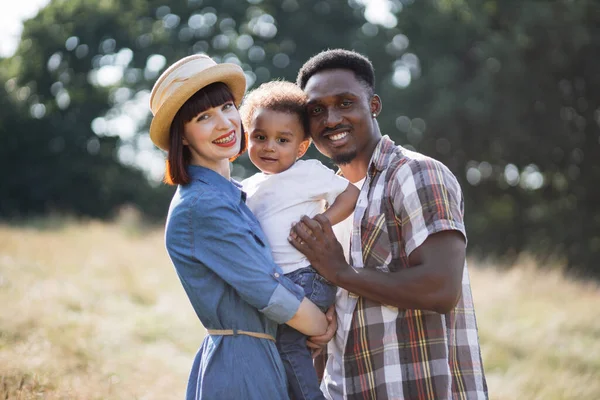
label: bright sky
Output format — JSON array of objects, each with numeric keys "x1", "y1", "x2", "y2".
[{"x1": 0, "y1": 0, "x2": 50, "y2": 57}]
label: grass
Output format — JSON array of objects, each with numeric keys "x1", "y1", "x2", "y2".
[
  {"x1": 0, "y1": 221, "x2": 200, "y2": 399},
  {"x1": 0, "y1": 221, "x2": 599, "y2": 399},
  {"x1": 472, "y1": 259, "x2": 600, "y2": 399}
]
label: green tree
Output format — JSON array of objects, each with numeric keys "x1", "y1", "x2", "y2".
[
  {"x1": 0, "y1": 0, "x2": 175, "y2": 220},
  {"x1": 375, "y1": 0, "x2": 600, "y2": 274},
  {"x1": 2, "y1": 0, "x2": 599, "y2": 275}
]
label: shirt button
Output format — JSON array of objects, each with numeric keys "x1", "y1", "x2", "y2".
[{"x1": 274, "y1": 272, "x2": 280, "y2": 278}]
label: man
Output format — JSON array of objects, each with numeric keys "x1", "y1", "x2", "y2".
[{"x1": 289, "y1": 49, "x2": 488, "y2": 399}]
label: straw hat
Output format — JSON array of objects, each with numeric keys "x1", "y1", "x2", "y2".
[{"x1": 149, "y1": 54, "x2": 246, "y2": 151}]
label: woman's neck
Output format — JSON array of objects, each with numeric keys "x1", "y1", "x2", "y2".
[{"x1": 191, "y1": 158, "x2": 231, "y2": 180}]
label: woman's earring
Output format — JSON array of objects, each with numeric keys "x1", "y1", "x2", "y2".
[{"x1": 372, "y1": 113, "x2": 377, "y2": 118}]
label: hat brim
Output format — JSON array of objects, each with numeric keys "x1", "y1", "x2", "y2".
[{"x1": 149, "y1": 63, "x2": 246, "y2": 151}]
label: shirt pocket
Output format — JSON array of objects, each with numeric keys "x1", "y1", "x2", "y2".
[
  {"x1": 360, "y1": 213, "x2": 392, "y2": 272},
  {"x1": 250, "y1": 230, "x2": 266, "y2": 247}
]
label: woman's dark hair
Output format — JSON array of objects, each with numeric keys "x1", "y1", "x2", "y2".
[{"x1": 164, "y1": 82, "x2": 247, "y2": 185}]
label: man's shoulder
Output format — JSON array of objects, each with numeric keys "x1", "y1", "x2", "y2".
[
  {"x1": 384, "y1": 143, "x2": 458, "y2": 184},
  {"x1": 384, "y1": 140, "x2": 443, "y2": 168}
]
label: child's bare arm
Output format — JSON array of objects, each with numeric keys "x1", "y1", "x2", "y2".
[{"x1": 321, "y1": 183, "x2": 360, "y2": 225}]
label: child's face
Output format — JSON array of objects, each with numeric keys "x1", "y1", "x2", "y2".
[{"x1": 247, "y1": 108, "x2": 310, "y2": 174}]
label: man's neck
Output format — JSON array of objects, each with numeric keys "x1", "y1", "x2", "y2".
[{"x1": 338, "y1": 135, "x2": 381, "y2": 183}]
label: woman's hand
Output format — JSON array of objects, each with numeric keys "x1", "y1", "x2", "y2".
[{"x1": 307, "y1": 305, "x2": 337, "y2": 358}]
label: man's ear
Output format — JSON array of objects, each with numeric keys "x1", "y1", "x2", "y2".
[
  {"x1": 297, "y1": 139, "x2": 311, "y2": 158},
  {"x1": 370, "y1": 94, "x2": 382, "y2": 117}
]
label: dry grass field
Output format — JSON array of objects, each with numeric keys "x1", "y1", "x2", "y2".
[{"x1": 0, "y1": 221, "x2": 598, "y2": 399}]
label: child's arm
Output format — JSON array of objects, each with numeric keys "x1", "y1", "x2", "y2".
[{"x1": 321, "y1": 183, "x2": 360, "y2": 225}]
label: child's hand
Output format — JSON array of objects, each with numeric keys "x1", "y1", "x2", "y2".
[{"x1": 307, "y1": 305, "x2": 337, "y2": 358}]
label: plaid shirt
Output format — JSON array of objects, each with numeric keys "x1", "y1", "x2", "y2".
[{"x1": 322, "y1": 136, "x2": 488, "y2": 400}]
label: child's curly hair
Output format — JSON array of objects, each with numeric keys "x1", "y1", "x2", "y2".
[{"x1": 240, "y1": 80, "x2": 310, "y2": 139}]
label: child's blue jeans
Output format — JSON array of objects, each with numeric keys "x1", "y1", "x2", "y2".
[{"x1": 276, "y1": 266, "x2": 337, "y2": 400}]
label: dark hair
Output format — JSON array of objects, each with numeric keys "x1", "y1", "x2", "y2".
[
  {"x1": 164, "y1": 82, "x2": 247, "y2": 185},
  {"x1": 296, "y1": 49, "x2": 375, "y2": 96},
  {"x1": 240, "y1": 80, "x2": 310, "y2": 139}
]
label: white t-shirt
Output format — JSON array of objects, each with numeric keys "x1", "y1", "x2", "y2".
[
  {"x1": 243, "y1": 159, "x2": 350, "y2": 274},
  {"x1": 331, "y1": 177, "x2": 366, "y2": 263},
  {"x1": 325, "y1": 176, "x2": 365, "y2": 400}
]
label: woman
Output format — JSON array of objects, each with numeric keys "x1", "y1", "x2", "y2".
[{"x1": 148, "y1": 54, "x2": 328, "y2": 399}]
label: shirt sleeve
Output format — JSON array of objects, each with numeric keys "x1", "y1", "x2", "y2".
[
  {"x1": 188, "y1": 191, "x2": 304, "y2": 323},
  {"x1": 390, "y1": 157, "x2": 467, "y2": 256},
  {"x1": 302, "y1": 160, "x2": 351, "y2": 206}
]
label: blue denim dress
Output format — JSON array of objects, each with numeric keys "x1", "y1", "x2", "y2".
[{"x1": 165, "y1": 165, "x2": 305, "y2": 399}]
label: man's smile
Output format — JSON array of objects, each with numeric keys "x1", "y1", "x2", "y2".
[
  {"x1": 321, "y1": 128, "x2": 352, "y2": 148},
  {"x1": 327, "y1": 132, "x2": 348, "y2": 141}
]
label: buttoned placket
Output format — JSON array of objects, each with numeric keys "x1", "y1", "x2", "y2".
[
  {"x1": 333, "y1": 139, "x2": 387, "y2": 398},
  {"x1": 335, "y1": 170, "x2": 371, "y2": 398}
]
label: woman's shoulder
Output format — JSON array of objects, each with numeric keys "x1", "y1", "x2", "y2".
[{"x1": 172, "y1": 183, "x2": 235, "y2": 217}]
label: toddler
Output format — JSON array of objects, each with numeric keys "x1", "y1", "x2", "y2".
[{"x1": 240, "y1": 81, "x2": 359, "y2": 400}]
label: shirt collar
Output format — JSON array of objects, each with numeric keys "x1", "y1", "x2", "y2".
[
  {"x1": 368, "y1": 135, "x2": 397, "y2": 175},
  {"x1": 187, "y1": 165, "x2": 245, "y2": 202},
  {"x1": 334, "y1": 135, "x2": 397, "y2": 178}
]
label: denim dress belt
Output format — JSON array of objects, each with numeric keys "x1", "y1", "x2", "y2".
[{"x1": 207, "y1": 328, "x2": 275, "y2": 342}]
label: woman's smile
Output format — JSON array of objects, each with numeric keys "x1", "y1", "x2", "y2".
[{"x1": 213, "y1": 130, "x2": 237, "y2": 147}]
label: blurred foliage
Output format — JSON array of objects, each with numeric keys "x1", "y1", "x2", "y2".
[{"x1": 0, "y1": 0, "x2": 598, "y2": 275}]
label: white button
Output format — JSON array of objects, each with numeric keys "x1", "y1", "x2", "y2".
[{"x1": 274, "y1": 273, "x2": 280, "y2": 278}]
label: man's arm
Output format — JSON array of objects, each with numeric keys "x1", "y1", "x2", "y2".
[
  {"x1": 321, "y1": 183, "x2": 360, "y2": 225},
  {"x1": 290, "y1": 214, "x2": 465, "y2": 314}
]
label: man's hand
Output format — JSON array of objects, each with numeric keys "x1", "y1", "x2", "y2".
[
  {"x1": 288, "y1": 214, "x2": 350, "y2": 283},
  {"x1": 307, "y1": 305, "x2": 337, "y2": 358}
]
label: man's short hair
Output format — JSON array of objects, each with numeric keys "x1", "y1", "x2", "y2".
[
  {"x1": 296, "y1": 49, "x2": 375, "y2": 96},
  {"x1": 240, "y1": 80, "x2": 310, "y2": 139}
]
